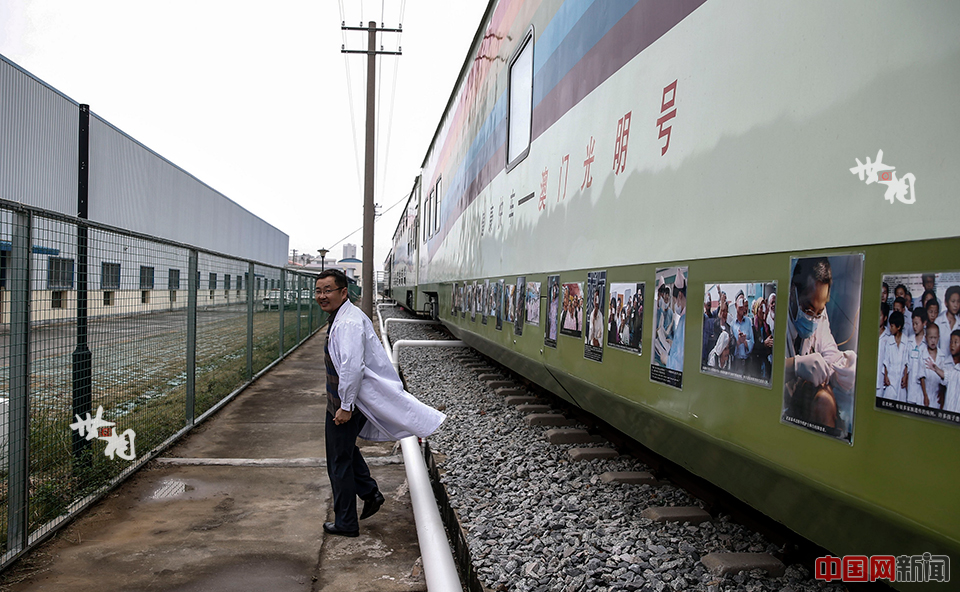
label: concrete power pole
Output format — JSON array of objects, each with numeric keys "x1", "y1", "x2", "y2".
[{"x1": 342, "y1": 20, "x2": 401, "y2": 319}]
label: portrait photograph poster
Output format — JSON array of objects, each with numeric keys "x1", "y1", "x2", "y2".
[
  {"x1": 700, "y1": 282, "x2": 777, "y2": 388},
  {"x1": 545, "y1": 275, "x2": 560, "y2": 348},
  {"x1": 526, "y1": 281, "x2": 541, "y2": 327},
  {"x1": 875, "y1": 270, "x2": 960, "y2": 427},
  {"x1": 496, "y1": 279, "x2": 504, "y2": 330},
  {"x1": 515, "y1": 277, "x2": 526, "y2": 335},
  {"x1": 651, "y1": 267, "x2": 687, "y2": 390},
  {"x1": 584, "y1": 271, "x2": 607, "y2": 362},
  {"x1": 608, "y1": 282, "x2": 644, "y2": 355},
  {"x1": 781, "y1": 254, "x2": 862, "y2": 444},
  {"x1": 560, "y1": 282, "x2": 584, "y2": 338},
  {"x1": 482, "y1": 279, "x2": 489, "y2": 325}
]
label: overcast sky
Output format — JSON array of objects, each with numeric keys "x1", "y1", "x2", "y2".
[{"x1": 0, "y1": 0, "x2": 489, "y2": 269}]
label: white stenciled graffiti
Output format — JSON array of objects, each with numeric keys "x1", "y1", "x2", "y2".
[
  {"x1": 69, "y1": 406, "x2": 137, "y2": 461},
  {"x1": 849, "y1": 149, "x2": 916, "y2": 205}
]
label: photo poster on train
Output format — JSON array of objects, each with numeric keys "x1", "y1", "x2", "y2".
[
  {"x1": 700, "y1": 281, "x2": 778, "y2": 388},
  {"x1": 487, "y1": 279, "x2": 497, "y2": 321},
  {"x1": 781, "y1": 254, "x2": 863, "y2": 444},
  {"x1": 560, "y1": 282, "x2": 584, "y2": 338},
  {"x1": 460, "y1": 283, "x2": 466, "y2": 318},
  {"x1": 495, "y1": 280, "x2": 504, "y2": 330},
  {"x1": 481, "y1": 279, "x2": 489, "y2": 325},
  {"x1": 651, "y1": 267, "x2": 687, "y2": 390},
  {"x1": 504, "y1": 282, "x2": 516, "y2": 325},
  {"x1": 544, "y1": 275, "x2": 560, "y2": 348},
  {"x1": 608, "y1": 282, "x2": 644, "y2": 356},
  {"x1": 470, "y1": 282, "x2": 477, "y2": 322},
  {"x1": 526, "y1": 281, "x2": 541, "y2": 327},
  {"x1": 452, "y1": 282, "x2": 458, "y2": 316},
  {"x1": 584, "y1": 271, "x2": 607, "y2": 362},
  {"x1": 875, "y1": 270, "x2": 960, "y2": 426},
  {"x1": 514, "y1": 277, "x2": 526, "y2": 335}
]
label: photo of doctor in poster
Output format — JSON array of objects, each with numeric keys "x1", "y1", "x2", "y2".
[
  {"x1": 781, "y1": 254, "x2": 862, "y2": 443},
  {"x1": 514, "y1": 277, "x2": 526, "y2": 335},
  {"x1": 584, "y1": 271, "x2": 607, "y2": 362},
  {"x1": 876, "y1": 270, "x2": 960, "y2": 426},
  {"x1": 545, "y1": 276, "x2": 560, "y2": 348},
  {"x1": 651, "y1": 267, "x2": 687, "y2": 389},
  {"x1": 701, "y1": 282, "x2": 777, "y2": 387},
  {"x1": 608, "y1": 282, "x2": 644, "y2": 355},
  {"x1": 560, "y1": 282, "x2": 583, "y2": 338}
]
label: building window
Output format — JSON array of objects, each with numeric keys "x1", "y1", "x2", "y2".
[
  {"x1": 51, "y1": 290, "x2": 66, "y2": 309},
  {"x1": 48, "y1": 257, "x2": 74, "y2": 289},
  {"x1": 224, "y1": 274, "x2": 231, "y2": 290},
  {"x1": 169, "y1": 290, "x2": 177, "y2": 303},
  {"x1": 101, "y1": 262, "x2": 120, "y2": 290},
  {"x1": 141, "y1": 290, "x2": 150, "y2": 304},
  {"x1": 507, "y1": 28, "x2": 534, "y2": 170},
  {"x1": 140, "y1": 266, "x2": 154, "y2": 290},
  {"x1": 168, "y1": 268, "x2": 181, "y2": 290},
  {"x1": 209, "y1": 273, "x2": 217, "y2": 290},
  {"x1": 103, "y1": 291, "x2": 114, "y2": 306}
]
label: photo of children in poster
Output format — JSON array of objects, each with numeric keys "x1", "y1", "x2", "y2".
[
  {"x1": 504, "y1": 283, "x2": 516, "y2": 324},
  {"x1": 452, "y1": 282, "x2": 458, "y2": 316},
  {"x1": 526, "y1": 281, "x2": 541, "y2": 327},
  {"x1": 584, "y1": 271, "x2": 607, "y2": 362},
  {"x1": 876, "y1": 271, "x2": 960, "y2": 426},
  {"x1": 781, "y1": 254, "x2": 862, "y2": 443},
  {"x1": 560, "y1": 282, "x2": 583, "y2": 338},
  {"x1": 545, "y1": 276, "x2": 560, "y2": 348},
  {"x1": 460, "y1": 284, "x2": 466, "y2": 318},
  {"x1": 651, "y1": 267, "x2": 687, "y2": 389},
  {"x1": 608, "y1": 282, "x2": 644, "y2": 355},
  {"x1": 514, "y1": 277, "x2": 526, "y2": 335},
  {"x1": 495, "y1": 280, "x2": 504, "y2": 330},
  {"x1": 481, "y1": 279, "x2": 489, "y2": 325},
  {"x1": 701, "y1": 282, "x2": 777, "y2": 387}
]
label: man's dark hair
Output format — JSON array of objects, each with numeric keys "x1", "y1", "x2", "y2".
[
  {"x1": 893, "y1": 296, "x2": 907, "y2": 309},
  {"x1": 889, "y1": 310, "x2": 904, "y2": 329},
  {"x1": 894, "y1": 283, "x2": 907, "y2": 295},
  {"x1": 925, "y1": 298, "x2": 940, "y2": 314},
  {"x1": 946, "y1": 285, "x2": 960, "y2": 303},
  {"x1": 317, "y1": 269, "x2": 348, "y2": 290},
  {"x1": 791, "y1": 257, "x2": 832, "y2": 296},
  {"x1": 913, "y1": 307, "x2": 927, "y2": 323}
]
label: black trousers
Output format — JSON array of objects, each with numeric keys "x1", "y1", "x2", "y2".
[{"x1": 325, "y1": 409, "x2": 379, "y2": 530}]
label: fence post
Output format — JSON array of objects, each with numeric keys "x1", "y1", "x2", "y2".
[
  {"x1": 186, "y1": 250, "x2": 198, "y2": 425},
  {"x1": 7, "y1": 210, "x2": 32, "y2": 552},
  {"x1": 72, "y1": 104, "x2": 92, "y2": 463},
  {"x1": 296, "y1": 275, "x2": 302, "y2": 344},
  {"x1": 279, "y1": 270, "x2": 286, "y2": 357},
  {"x1": 247, "y1": 262, "x2": 254, "y2": 380},
  {"x1": 308, "y1": 274, "x2": 314, "y2": 333}
]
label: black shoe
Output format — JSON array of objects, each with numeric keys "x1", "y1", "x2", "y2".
[
  {"x1": 323, "y1": 522, "x2": 359, "y2": 537},
  {"x1": 360, "y1": 490, "x2": 385, "y2": 520}
]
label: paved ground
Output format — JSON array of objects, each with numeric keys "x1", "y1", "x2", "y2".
[{"x1": 0, "y1": 329, "x2": 427, "y2": 592}]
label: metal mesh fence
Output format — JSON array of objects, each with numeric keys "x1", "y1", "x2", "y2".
[{"x1": 0, "y1": 200, "x2": 323, "y2": 565}]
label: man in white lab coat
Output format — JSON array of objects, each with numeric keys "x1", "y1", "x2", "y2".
[{"x1": 315, "y1": 269, "x2": 445, "y2": 537}]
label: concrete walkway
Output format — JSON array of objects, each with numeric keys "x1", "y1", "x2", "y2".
[{"x1": 1, "y1": 330, "x2": 426, "y2": 592}]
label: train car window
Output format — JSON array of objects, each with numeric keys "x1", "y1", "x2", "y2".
[
  {"x1": 507, "y1": 28, "x2": 534, "y2": 170},
  {"x1": 423, "y1": 192, "x2": 432, "y2": 242},
  {"x1": 434, "y1": 178, "x2": 441, "y2": 234}
]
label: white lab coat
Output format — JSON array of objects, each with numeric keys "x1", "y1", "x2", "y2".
[
  {"x1": 328, "y1": 299, "x2": 446, "y2": 441},
  {"x1": 785, "y1": 310, "x2": 857, "y2": 429},
  {"x1": 904, "y1": 335, "x2": 926, "y2": 405},
  {"x1": 881, "y1": 335, "x2": 908, "y2": 402}
]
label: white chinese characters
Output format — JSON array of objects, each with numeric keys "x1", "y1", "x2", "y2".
[
  {"x1": 69, "y1": 406, "x2": 137, "y2": 461},
  {"x1": 850, "y1": 149, "x2": 916, "y2": 205}
]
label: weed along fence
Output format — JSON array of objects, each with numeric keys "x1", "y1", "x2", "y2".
[{"x1": 0, "y1": 198, "x2": 325, "y2": 568}]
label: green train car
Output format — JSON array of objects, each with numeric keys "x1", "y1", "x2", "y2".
[{"x1": 388, "y1": 0, "x2": 960, "y2": 586}]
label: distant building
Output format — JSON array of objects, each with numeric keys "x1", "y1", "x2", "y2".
[{"x1": 343, "y1": 243, "x2": 357, "y2": 260}]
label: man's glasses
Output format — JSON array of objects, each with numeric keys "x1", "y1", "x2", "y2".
[{"x1": 315, "y1": 287, "x2": 344, "y2": 296}]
